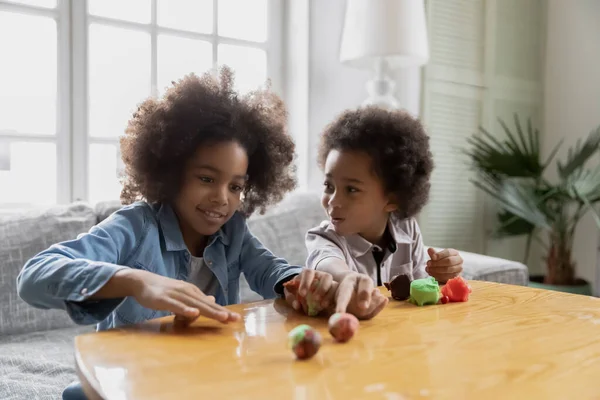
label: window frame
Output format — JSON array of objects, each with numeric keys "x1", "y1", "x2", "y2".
[{"x1": 0, "y1": 0, "x2": 282, "y2": 206}]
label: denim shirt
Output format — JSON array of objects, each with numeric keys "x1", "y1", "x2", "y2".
[{"x1": 16, "y1": 201, "x2": 302, "y2": 331}]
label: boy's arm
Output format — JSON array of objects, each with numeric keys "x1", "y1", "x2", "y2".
[
  {"x1": 410, "y1": 218, "x2": 430, "y2": 280},
  {"x1": 239, "y1": 223, "x2": 302, "y2": 299},
  {"x1": 305, "y1": 227, "x2": 378, "y2": 313},
  {"x1": 305, "y1": 228, "x2": 353, "y2": 282},
  {"x1": 16, "y1": 205, "x2": 147, "y2": 325}
]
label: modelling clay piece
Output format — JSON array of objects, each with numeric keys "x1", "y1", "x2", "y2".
[
  {"x1": 383, "y1": 273, "x2": 412, "y2": 300},
  {"x1": 408, "y1": 277, "x2": 441, "y2": 306},
  {"x1": 328, "y1": 313, "x2": 359, "y2": 343},
  {"x1": 441, "y1": 276, "x2": 472, "y2": 302},
  {"x1": 288, "y1": 324, "x2": 322, "y2": 360},
  {"x1": 440, "y1": 295, "x2": 449, "y2": 304},
  {"x1": 283, "y1": 278, "x2": 323, "y2": 316}
]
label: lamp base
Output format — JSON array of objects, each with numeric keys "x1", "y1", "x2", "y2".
[{"x1": 363, "y1": 59, "x2": 399, "y2": 109}]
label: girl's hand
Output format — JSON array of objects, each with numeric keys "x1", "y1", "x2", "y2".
[
  {"x1": 283, "y1": 270, "x2": 335, "y2": 314},
  {"x1": 426, "y1": 248, "x2": 463, "y2": 283},
  {"x1": 129, "y1": 269, "x2": 240, "y2": 324}
]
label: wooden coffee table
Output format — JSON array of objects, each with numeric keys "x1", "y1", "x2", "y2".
[{"x1": 75, "y1": 281, "x2": 600, "y2": 399}]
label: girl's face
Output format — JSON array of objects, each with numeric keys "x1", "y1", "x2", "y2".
[
  {"x1": 321, "y1": 149, "x2": 397, "y2": 245},
  {"x1": 173, "y1": 140, "x2": 248, "y2": 254}
]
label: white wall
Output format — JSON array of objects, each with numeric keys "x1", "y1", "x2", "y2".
[{"x1": 543, "y1": 0, "x2": 600, "y2": 291}]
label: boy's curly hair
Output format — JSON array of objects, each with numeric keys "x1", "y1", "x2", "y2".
[
  {"x1": 120, "y1": 66, "x2": 296, "y2": 216},
  {"x1": 318, "y1": 107, "x2": 434, "y2": 219}
]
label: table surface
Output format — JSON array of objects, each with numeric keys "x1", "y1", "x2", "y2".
[{"x1": 75, "y1": 281, "x2": 600, "y2": 400}]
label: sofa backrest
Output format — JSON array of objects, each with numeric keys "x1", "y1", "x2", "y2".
[
  {"x1": 247, "y1": 191, "x2": 326, "y2": 265},
  {"x1": 0, "y1": 191, "x2": 326, "y2": 335},
  {"x1": 0, "y1": 203, "x2": 97, "y2": 336}
]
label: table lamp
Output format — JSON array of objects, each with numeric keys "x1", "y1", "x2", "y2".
[{"x1": 339, "y1": 0, "x2": 429, "y2": 109}]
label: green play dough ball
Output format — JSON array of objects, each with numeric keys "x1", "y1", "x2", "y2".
[
  {"x1": 408, "y1": 277, "x2": 441, "y2": 306},
  {"x1": 288, "y1": 324, "x2": 312, "y2": 348}
]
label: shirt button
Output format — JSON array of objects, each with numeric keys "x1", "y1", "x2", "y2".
[
  {"x1": 81, "y1": 288, "x2": 88, "y2": 295},
  {"x1": 207, "y1": 260, "x2": 213, "y2": 266}
]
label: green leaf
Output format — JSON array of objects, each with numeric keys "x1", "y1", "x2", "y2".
[
  {"x1": 557, "y1": 125, "x2": 600, "y2": 179},
  {"x1": 513, "y1": 113, "x2": 531, "y2": 155},
  {"x1": 473, "y1": 178, "x2": 552, "y2": 230},
  {"x1": 493, "y1": 210, "x2": 535, "y2": 237},
  {"x1": 542, "y1": 138, "x2": 564, "y2": 169}
]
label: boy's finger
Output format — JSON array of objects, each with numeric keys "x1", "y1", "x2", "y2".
[
  {"x1": 434, "y1": 248, "x2": 459, "y2": 260},
  {"x1": 298, "y1": 270, "x2": 315, "y2": 297},
  {"x1": 356, "y1": 275, "x2": 373, "y2": 310},
  {"x1": 334, "y1": 278, "x2": 355, "y2": 313},
  {"x1": 314, "y1": 273, "x2": 333, "y2": 300},
  {"x1": 428, "y1": 256, "x2": 463, "y2": 268},
  {"x1": 427, "y1": 247, "x2": 436, "y2": 259},
  {"x1": 426, "y1": 264, "x2": 463, "y2": 274}
]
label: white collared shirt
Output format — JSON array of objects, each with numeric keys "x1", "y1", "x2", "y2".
[{"x1": 305, "y1": 216, "x2": 429, "y2": 284}]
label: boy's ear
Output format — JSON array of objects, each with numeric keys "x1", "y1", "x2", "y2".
[{"x1": 383, "y1": 194, "x2": 399, "y2": 213}]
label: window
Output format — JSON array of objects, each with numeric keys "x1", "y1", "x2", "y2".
[{"x1": 0, "y1": 0, "x2": 281, "y2": 206}]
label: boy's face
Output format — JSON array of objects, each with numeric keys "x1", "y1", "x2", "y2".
[
  {"x1": 173, "y1": 140, "x2": 248, "y2": 245},
  {"x1": 321, "y1": 149, "x2": 397, "y2": 244}
]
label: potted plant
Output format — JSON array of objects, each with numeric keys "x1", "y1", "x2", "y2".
[{"x1": 464, "y1": 114, "x2": 600, "y2": 294}]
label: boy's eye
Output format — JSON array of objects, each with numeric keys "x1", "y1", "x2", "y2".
[
  {"x1": 230, "y1": 184, "x2": 244, "y2": 193},
  {"x1": 347, "y1": 186, "x2": 359, "y2": 193},
  {"x1": 323, "y1": 182, "x2": 334, "y2": 192}
]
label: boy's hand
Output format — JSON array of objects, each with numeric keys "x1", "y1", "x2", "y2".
[
  {"x1": 426, "y1": 248, "x2": 463, "y2": 283},
  {"x1": 345, "y1": 288, "x2": 388, "y2": 320},
  {"x1": 335, "y1": 272, "x2": 375, "y2": 313},
  {"x1": 127, "y1": 269, "x2": 240, "y2": 324}
]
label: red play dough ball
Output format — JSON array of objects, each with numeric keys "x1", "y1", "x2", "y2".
[
  {"x1": 441, "y1": 276, "x2": 472, "y2": 302},
  {"x1": 441, "y1": 295, "x2": 449, "y2": 304},
  {"x1": 328, "y1": 313, "x2": 359, "y2": 343}
]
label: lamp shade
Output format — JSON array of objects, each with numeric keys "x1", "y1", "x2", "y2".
[{"x1": 339, "y1": 0, "x2": 429, "y2": 69}]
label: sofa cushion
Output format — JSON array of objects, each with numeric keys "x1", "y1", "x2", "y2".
[
  {"x1": 0, "y1": 325, "x2": 94, "y2": 400},
  {"x1": 247, "y1": 191, "x2": 326, "y2": 266},
  {"x1": 0, "y1": 203, "x2": 97, "y2": 335},
  {"x1": 459, "y1": 250, "x2": 528, "y2": 286}
]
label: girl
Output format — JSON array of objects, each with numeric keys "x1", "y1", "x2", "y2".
[
  {"x1": 306, "y1": 107, "x2": 464, "y2": 313},
  {"x1": 17, "y1": 67, "x2": 358, "y2": 400}
]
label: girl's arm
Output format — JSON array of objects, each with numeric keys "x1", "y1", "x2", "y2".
[
  {"x1": 238, "y1": 222, "x2": 302, "y2": 299},
  {"x1": 16, "y1": 204, "x2": 148, "y2": 325}
]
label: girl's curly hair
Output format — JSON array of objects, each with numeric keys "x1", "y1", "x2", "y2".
[
  {"x1": 119, "y1": 66, "x2": 296, "y2": 216},
  {"x1": 318, "y1": 106, "x2": 434, "y2": 219}
]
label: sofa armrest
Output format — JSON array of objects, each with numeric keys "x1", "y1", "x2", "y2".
[{"x1": 430, "y1": 247, "x2": 529, "y2": 286}]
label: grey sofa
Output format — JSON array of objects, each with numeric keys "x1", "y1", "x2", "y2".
[{"x1": 0, "y1": 191, "x2": 529, "y2": 399}]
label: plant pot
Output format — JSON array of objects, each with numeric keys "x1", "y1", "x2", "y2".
[{"x1": 528, "y1": 275, "x2": 593, "y2": 296}]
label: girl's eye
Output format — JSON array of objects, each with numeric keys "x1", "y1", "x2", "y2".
[
  {"x1": 323, "y1": 182, "x2": 334, "y2": 192},
  {"x1": 231, "y1": 184, "x2": 244, "y2": 193},
  {"x1": 198, "y1": 176, "x2": 214, "y2": 183},
  {"x1": 347, "y1": 186, "x2": 359, "y2": 193}
]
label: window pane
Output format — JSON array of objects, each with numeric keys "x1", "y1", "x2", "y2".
[
  {"x1": 88, "y1": 0, "x2": 151, "y2": 24},
  {"x1": 4, "y1": 0, "x2": 56, "y2": 8},
  {"x1": 0, "y1": 12, "x2": 56, "y2": 135},
  {"x1": 0, "y1": 141, "x2": 56, "y2": 205},
  {"x1": 157, "y1": 0, "x2": 212, "y2": 34},
  {"x1": 89, "y1": 143, "x2": 122, "y2": 203},
  {"x1": 218, "y1": 0, "x2": 267, "y2": 42},
  {"x1": 89, "y1": 24, "x2": 151, "y2": 138},
  {"x1": 218, "y1": 45, "x2": 267, "y2": 94},
  {"x1": 158, "y1": 35, "x2": 213, "y2": 95}
]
